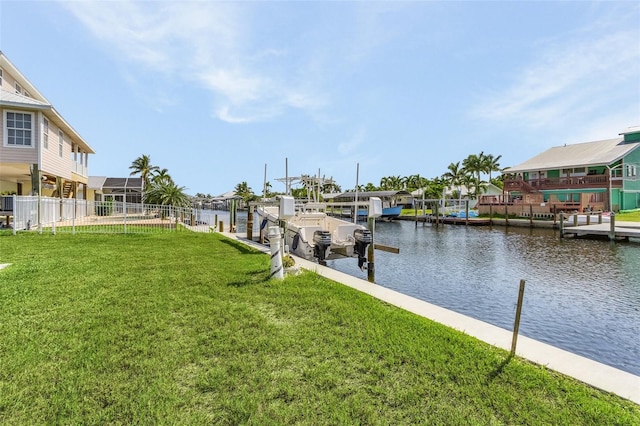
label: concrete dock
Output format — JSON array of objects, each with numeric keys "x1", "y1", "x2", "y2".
[
  {"x1": 223, "y1": 231, "x2": 640, "y2": 405},
  {"x1": 563, "y1": 219, "x2": 640, "y2": 240}
]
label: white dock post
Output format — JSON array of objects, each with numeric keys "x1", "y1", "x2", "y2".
[{"x1": 268, "y1": 226, "x2": 284, "y2": 280}]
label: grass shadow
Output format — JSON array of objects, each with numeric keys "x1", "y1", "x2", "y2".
[{"x1": 219, "y1": 238, "x2": 265, "y2": 255}]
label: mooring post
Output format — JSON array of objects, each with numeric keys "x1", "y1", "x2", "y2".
[
  {"x1": 434, "y1": 203, "x2": 439, "y2": 227},
  {"x1": 247, "y1": 205, "x2": 254, "y2": 240},
  {"x1": 573, "y1": 212, "x2": 578, "y2": 227},
  {"x1": 367, "y1": 216, "x2": 375, "y2": 283},
  {"x1": 609, "y1": 212, "x2": 616, "y2": 240},
  {"x1": 465, "y1": 199, "x2": 469, "y2": 226},
  {"x1": 559, "y1": 212, "x2": 564, "y2": 238},
  {"x1": 268, "y1": 226, "x2": 284, "y2": 280},
  {"x1": 529, "y1": 203, "x2": 533, "y2": 227},
  {"x1": 505, "y1": 205, "x2": 509, "y2": 226},
  {"x1": 510, "y1": 279, "x2": 526, "y2": 357},
  {"x1": 598, "y1": 211, "x2": 603, "y2": 224}
]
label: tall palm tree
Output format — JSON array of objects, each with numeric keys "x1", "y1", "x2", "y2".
[
  {"x1": 152, "y1": 168, "x2": 174, "y2": 186},
  {"x1": 129, "y1": 154, "x2": 159, "y2": 189},
  {"x1": 442, "y1": 162, "x2": 465, "y2": 198},
  {"x1": 484, "y1": 154, "x2": 503, "y2": 184},
  {"x1": 463, "y1": 152, "x2": 487, "y2": 197}
]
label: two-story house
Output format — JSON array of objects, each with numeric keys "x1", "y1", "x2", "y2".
[
  {"x1": 490, "y1": 127, "x2": 640, "y2": 214},
  {"x1": 0, "y1": 51, "x2": 94, "y2": 204}
]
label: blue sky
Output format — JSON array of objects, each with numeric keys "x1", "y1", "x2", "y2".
[{"x1": 2, "y1": 1, "x2": 639, "y2": 196}]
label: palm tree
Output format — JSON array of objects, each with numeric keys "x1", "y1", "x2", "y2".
[
  {"x1": 152, "y1": 168, "x2": 174, "y2": 186},
  {"x1": 442, "y1": 162, "x2": 465, "y2": 197},
  {"x1": 144, "y1": 181, "x2": 190, "y2": 207},
  {"x1": 484, "y1": 154, "x2": 503, "y2": 184},
  {"x1": 129, "y1": 154, "x2": 159, "y2": 189},
  {"x1": 364, "y1": 182, "x2": 378, "y2": 192},
  {"x1": 464, "y1": 152, "x2": 492, "y2": 196},
  {"x1": 234, "y1": 181, "x2": 254, "y2": 206}
]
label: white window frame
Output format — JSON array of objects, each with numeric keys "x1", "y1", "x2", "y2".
[
  {"x1": 58, "y1": 129, "x2": 64, "y2": 157},
  {"x1": 3, "y1": 110, "x2": 34, "y2": 148},
  {"x1": 15, "y1": 82, "x2": 22, "y2": 95},
  {"x1": 43, "y1": 117, "x2": 49, "y2": 149},
  {"x1": 0, "y1": 68, "x2": 3, "y2": 87}
]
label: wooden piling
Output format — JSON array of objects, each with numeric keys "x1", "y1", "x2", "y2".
[
  {"x1": 510, "y1": 279, "x2": 526, "y2": 357},
  {"x1": 529, "y1": 204, "x2": 533, "y2": 227},
  {"x1": 609, "y1": 212, "x2": 616, "y2": 240},
  {"x1": 247, "y1": 205, "x2": 254, "y2": 240},
  {"x1": 465, "y1": 200, "x2": 469, "y2": 226},
  {"x1": 559, "y1": 212, "x2": 564, "y2": 238}
]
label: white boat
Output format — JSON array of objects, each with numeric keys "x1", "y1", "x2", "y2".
[{"x1": 256, "y1": 200, "x2": 372, "y2": 268}]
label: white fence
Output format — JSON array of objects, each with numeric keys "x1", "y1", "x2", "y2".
[{"x1": 2, "y1": 195, "x2": 215, "y2": 234}]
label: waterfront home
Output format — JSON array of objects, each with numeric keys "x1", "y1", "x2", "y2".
[
  {"x1": 480, "y1": 127, "x2": 640, "y2": 215},
  {"x1": 0, "y1": 51, "x2": 94, "y2": 208},
  {"x1": 88, "y1": 176, "x2": 143, "y2": 204}
]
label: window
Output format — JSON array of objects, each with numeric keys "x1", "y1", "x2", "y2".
[
  {"x1": 58, "y1": 130, "x2": 64, "y2": 157},
  {"x1": 15, "y1": 82, "x2": 22, "y2": 95},
  {"x1": 43, "y1": 117, "x2": 49, "y2": 149},
  {"x1": 0, "y1": 68, "x2": 3, "y2": 86},
  {"x1": 4, "y1": 111, "x2": 33, "y2": 147}
]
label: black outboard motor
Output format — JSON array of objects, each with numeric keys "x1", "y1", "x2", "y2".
[
  {"x1": 353, "y1": 229, "x2": 372, "y2": 270},
  {"x1": 313, "y1": 230, "x2": 332, "y2": 265}
]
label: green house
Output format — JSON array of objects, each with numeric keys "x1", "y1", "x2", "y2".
[{"x1": 501, "y1": 127, "x2": 640, "y2": 213}]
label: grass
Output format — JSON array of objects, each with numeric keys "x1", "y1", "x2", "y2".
[
  {"x1": 618, "y1": 210, "x2": 640, "y2": 222},
  {"x1": 0, "y1": 233, "x2": 638, "y2": 425}
]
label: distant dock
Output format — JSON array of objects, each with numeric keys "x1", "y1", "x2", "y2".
[
  {"x1": 562, "y1": 219, "x2": 640, "y2": 241},
  {"x1": 398, "y1": 215, "x2": 492, "y2": 226}
]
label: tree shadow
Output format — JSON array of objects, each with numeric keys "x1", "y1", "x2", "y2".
[
  {"x1": 487, "y1": 354, "x2": 513, "y2": 382},
  {"x1": 218, "y1": 238, "x2": 265, "y2": 255},
  {"x1": 227, "y1": 269, "x2": 272, "y2": 287}
]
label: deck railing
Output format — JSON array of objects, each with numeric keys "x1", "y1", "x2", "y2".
[
  {"x1": 504, "y1": 175, "x2": 621, "y2": 192},
  {"x1": 2, "y1": 195, "x2": 216, "y2": 234}
]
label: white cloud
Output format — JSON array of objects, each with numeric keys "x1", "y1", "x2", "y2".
[
  {"x1": 338, "y1": 127, "x2": 366, "y2": 155},
  {"x1": 472, "y1": 21, "x2": 640, "y2": 130},
  {"x1": 61, "y1": 1, "x2": 326, "y2": 124}
]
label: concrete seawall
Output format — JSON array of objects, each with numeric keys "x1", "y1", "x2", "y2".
[{"x1": 223, "y1": 232, "x2": 640, "y2": 405}]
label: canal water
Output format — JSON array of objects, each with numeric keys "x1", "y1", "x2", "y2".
[{"x1": 208, "y1": 210, "x2": 640, "y2": 376}]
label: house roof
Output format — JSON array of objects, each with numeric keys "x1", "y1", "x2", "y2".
[
  {"x1": 0, "y1": 89, "x2": 51, "y2": 109},
  {"x1": 0, "y1": 51, "x2": 95, "y2": 155},
  {"x1": 88, "y1": 176, "x2": 143, "y2": 190},
  {"x1": 505, "y1": 138, "x2": 640, "y2": 174}
]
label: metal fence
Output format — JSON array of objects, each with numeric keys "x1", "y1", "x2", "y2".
[{"x1": 2, "y1": 195, "x2": 216, "y2": 235}]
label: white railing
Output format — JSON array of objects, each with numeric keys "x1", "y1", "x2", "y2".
[
  {"x1": 72, "y1": 162, "x2": 88, "y2": 177},
  {"x1": 4, "y1": 195, "x2": 217, "y2": 235}
]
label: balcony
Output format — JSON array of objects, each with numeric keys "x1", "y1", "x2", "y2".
[{"x1": 504, "y1": 175, "x2": 621, "y2": 192}]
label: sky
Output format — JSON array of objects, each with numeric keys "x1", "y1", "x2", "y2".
[{"x1": 1, "y1": 1, "x2": 639, "y2": 196}]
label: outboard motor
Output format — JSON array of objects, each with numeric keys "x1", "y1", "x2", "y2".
[
  {"x1": 313, "y1": 230, "x2": 332, "y2": 265},
  {"x1": 353, "y1": 229, "x2": 372, "y2": 270}
]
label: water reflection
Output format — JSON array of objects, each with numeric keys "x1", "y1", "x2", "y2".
[
  {"x1": 328, "y1": 221, "x2": 640, "y2": 376},
  {"x1": 216, "y1": 210, "x2": 639, "y2": 375}
]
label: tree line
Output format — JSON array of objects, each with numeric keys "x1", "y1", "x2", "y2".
[{"x1": 230, "y1": 152, "x2": 503, "y2": 205}]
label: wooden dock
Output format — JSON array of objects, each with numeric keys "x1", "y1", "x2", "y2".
[
  {"x1": 400, "y1": 215, "x2": 492, "y2": 226},
  {"x1": 562, "y1": 220, "x2": 640, "y2": 241}
]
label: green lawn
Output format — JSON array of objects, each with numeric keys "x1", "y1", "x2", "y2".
[
  {"x1": 1, "y1": 233, "x2": 638, "y2": 425},
  {"x1": 618, "y1": 210, "x2": 640, "y2": 222}
]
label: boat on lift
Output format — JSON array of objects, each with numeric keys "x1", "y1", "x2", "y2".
[
  {"x1": 256, "y1": 197, "x2": 372, "y2": 268},
  {"x1": 329, "y1": 190, "x2": 413, "y2": 221}
]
